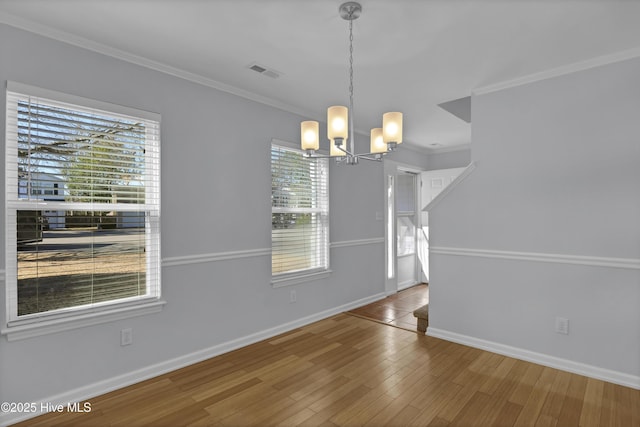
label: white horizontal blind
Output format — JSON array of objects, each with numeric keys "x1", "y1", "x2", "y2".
[
  {"x1": 5, "y1": 83, "x2": 161, "y2": 322},
  {"x1": 271, "y1": 144, "x2": 329, "y2": 276}
]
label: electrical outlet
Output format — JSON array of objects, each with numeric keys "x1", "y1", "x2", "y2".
[
  {"x1": 555, "y1": 317, "x2": 569, "y2": 335},
  {"x1": 290, "y1": 290, "x2": 297, "y2": 303},
  {"x1": 121, "y1": 328, "x2": 133, "y2": 346}
]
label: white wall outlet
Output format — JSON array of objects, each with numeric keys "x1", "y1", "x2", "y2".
[
  {"x1": 555, "y1": 317, "x2": 569, "y2": 335},
  {"x1": 375, "y1": 211, "x2": 383, "y2": 221},
  {"x1": 290, "y1": 290, "x2": 297, "y2": 303},
  {"x1": 121, "y1": 328, "x2": 133, "y2": 346}
]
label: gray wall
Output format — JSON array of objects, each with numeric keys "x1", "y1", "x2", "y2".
[
  {"x1": 385, "y1": 143, "x2": 471, "y2": 172},
  {"x1": 0, "y1": 23, "x2": 430, "y2": 409},
  {"x1": 426, "y1": 147, "x2": 471, "y2": 170},
  {"x1": 429, "y1": 56, "x2": 640, "y2": 383}
]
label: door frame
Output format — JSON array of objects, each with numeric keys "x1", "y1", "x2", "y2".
[{"x1": 383, "y1": 160, "x2": 425, "y2": 295}]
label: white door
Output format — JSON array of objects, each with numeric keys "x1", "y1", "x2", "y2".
[{"x1": 396, "y1": 171, "x2": 419, "y2": 290}]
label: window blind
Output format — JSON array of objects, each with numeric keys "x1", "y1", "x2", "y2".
[
  {"x1": 5, "y1": 83, "x2": 161, "y2": 322},
  {"x1": 271, "y1": 144, "x2": 329, "y2": 276}
]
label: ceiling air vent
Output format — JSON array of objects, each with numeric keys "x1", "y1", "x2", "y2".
[{"x1": 248, "y1": 63, "x2": 281, "y2": 79}]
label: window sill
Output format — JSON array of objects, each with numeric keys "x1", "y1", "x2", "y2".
[
  {"x1": 1, "y1": 299, "x2": 166, "y2": 341},
  {"x1": 271, "y1": 269, "x2": 332, "y2": 288}
]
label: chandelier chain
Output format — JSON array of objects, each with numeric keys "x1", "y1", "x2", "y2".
[
  {"x1": 348, "y1": 13, "x2": 355, "y2": 151},
  {"x1": 348, "y1": 16, "x2": 354, "y2": 108}
]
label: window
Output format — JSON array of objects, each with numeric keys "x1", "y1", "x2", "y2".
[
  {"x1": 271, "y1": 144, "x2": 329, "y2": 283},
  {"x1": 4, "y1": 82, "x2": 161, "y2": 329}
]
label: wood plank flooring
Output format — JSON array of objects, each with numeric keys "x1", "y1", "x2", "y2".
[
  {"x1": 13, "y1": 313, "x2": 639, "y2": 426},
  {"x1": 348, "y1": 284, "x2": 428, "y2": 332}
]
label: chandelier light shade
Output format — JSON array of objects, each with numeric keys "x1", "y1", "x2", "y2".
[
  {"x1": 301, "y1": 2, "x2": 403, "y2": 164},
  {"x1": 383, "y1": 112, "x2": 403, "y2": 146},
  {"x1": 301, "y1": 120, "x2": 319, "y2": 150},
  {"x1": 370, "y1": 128, "x2": 386, "y2": 154},
  {"x1": 327, "y1": 106, "x2": 349, "y2": 143}
]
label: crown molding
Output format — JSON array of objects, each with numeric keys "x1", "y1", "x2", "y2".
[
  {"x1": 473, "y1": 47, "x2": 640, "y2": 96},
  {"x1": 1, "y1": 14, "x2": 441, "y2": 153},
  {"x1": 425, "y1": 143, "x2": 471, "y2": 154},
  {"x1": 0, "y1": 12, "x2": 317, "y2": 119}
]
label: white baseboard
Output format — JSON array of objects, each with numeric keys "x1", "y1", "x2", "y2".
[
  {"x1": 397, "y1": 281, "x2": 420, "y2": 291},
  {"x1": 0, "y1": 292, "x2": 386, "y2": 427},
  {"x1": 427, "y1": 327, "x2": 640, "y2": 390}
]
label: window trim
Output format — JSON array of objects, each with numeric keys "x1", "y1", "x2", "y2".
[
  {"x1": 3, "y1": 81, "x2": 163, "y2": 339},
  {"x1": 270, "y1": 139, "x2": 330, "y2": 286},
  {"x1": 271, "y1": 269, "x2": 332, "y2": 288},
  {"x1": 1, "y1": 298, "x2": 166, "y2": 341}
]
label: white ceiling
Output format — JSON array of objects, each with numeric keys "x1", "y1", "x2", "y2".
[{"x1": 1, "y1": 0, "x2": 640, "y2": 151}]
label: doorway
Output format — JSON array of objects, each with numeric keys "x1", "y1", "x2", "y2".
[
  {"x1": 396, "y1": 170, "x2": 419, "y2": 290},
  {"x1": 384, "y1": 162, "x2": 422, "y2": 295}
]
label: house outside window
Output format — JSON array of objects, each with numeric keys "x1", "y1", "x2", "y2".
[
  {"x1": 271, "y1": 143, "x2": 329, "y2": 285},
  {"x1": 4, "y1": 82, "x2": 161, "y2": 335}
]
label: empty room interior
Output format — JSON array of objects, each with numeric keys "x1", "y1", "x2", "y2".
[{"x1": 0, "y1": 0, "x2": 639, "y2": 426}]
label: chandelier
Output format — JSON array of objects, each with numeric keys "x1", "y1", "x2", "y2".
[{"x1": 300, "y1": 1, "x2": 403, "y2": 165}]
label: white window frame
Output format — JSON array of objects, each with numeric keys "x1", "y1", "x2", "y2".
[
  {"x1": 270, "y1": 139, "x2": 330, "y2": 287},
  {"x1": 2, "y1": 82, "x2": 164, "y2": 341}
]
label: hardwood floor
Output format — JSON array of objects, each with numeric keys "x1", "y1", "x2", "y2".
[
  {"x1": 348, "y1": 284, "x2": 428, "y2": 332},
  {"x1": 13, "y1": 313, "x2": 639, "y2": 426}
]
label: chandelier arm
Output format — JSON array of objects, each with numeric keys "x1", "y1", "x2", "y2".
[
  {"x1": 354, "y1": 154, "x2": 383, "y2": 162},
  {"x1": 357, "y1": 151, "x2": 388, "y2": 157},
  {"x1": 336, "y1": 144, "x2": 355, "y2": 157}
]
